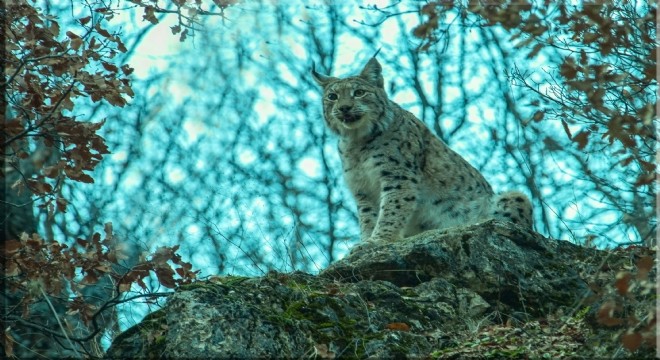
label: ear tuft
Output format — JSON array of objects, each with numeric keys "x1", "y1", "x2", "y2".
[
  {"x1": 359, "y1": 57, "x2": 384, "y2": 88},
  {"x1": 311, "y1": 62, "x2": 335, "y2": 87}
]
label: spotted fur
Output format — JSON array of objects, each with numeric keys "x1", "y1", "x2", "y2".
[{"x1": 312, "y1": 56, "x2": 533, "y2": 244}]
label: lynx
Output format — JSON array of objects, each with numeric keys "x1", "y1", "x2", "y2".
[{"x1": 311, "y1": 55, "x2": 533, "y2": 244}]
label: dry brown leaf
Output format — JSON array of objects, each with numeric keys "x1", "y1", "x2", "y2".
[{"x1": 385, "y1": 322, "x2": 411, "y2": 331}]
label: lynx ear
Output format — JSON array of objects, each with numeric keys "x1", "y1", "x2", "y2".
[
  {"x1": 359, "y1": 57, "x2": 384, "y2": 88},
  {"x1": 311, "y1": 62, "x2": 336, "y2": 87}
]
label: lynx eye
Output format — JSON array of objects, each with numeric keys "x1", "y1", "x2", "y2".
[
  {"x1": 326, "y1": 93, "x2": 338, "y2": 101},
  {"x1": 353, "y1": 89, "x2": 366, "y2": 97}
]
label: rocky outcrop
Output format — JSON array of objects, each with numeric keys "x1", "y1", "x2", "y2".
[{"x1": 105, "y1": 220, "x2": 656, "y2": 359}]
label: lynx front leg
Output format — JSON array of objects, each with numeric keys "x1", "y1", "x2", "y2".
[
  {"x1": 370, "y1": 181, "x2": 418, "y2": 242},
  {"x1": 355, "y1": 193, "x2": 378, "y2": 241}
]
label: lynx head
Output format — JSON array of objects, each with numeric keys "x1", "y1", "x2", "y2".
[{"x1": 311, "y1": 57, "x2": 391, "y2": 137}]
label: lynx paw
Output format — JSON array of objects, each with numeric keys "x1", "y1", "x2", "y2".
[{"x1": 350, "y1": 235, "x2": 396, "y2": 253}]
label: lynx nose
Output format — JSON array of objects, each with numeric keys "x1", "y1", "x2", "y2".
[{"x1": 339, "y1": 105, "x2": 352, "y2": 113}]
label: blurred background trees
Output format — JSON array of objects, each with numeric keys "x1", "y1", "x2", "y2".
[{"x1": 2, "y1": 0, "x2": 656, "y2": 357}]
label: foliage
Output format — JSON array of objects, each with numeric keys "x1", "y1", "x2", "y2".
[
  {"x1": 3, "y1": 0, "x2": 131, "y2": 215},
  {"x1": 589, "y1": 247, "x2": 657, "y2": 354},
  {"x1": 2, "y1": 1, "x2": 132, "y2": 355},
  {"x1": 128, "y1": 0, "x2": 238, "y2": 42},
  {"x1": 2, "y1": 227, "x2": 196, "y2": 357},
  {"x1": 1, "y1": 0, "x2": 223, "y2": 357},
  {"x1": 413, "y1": 0, "x2": 657, "y2": 245}
]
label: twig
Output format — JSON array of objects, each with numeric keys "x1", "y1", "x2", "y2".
[{"x1": 40, "y1": 286, "x2": 81, "y2": 358}]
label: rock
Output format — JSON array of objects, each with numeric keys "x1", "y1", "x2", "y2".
[
  {"x1": 105, "y1": 221, "x2": 656, "y2": 359},
  {"x1": 323, "y1": 220, "x2": 589, "y2": 318}
]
